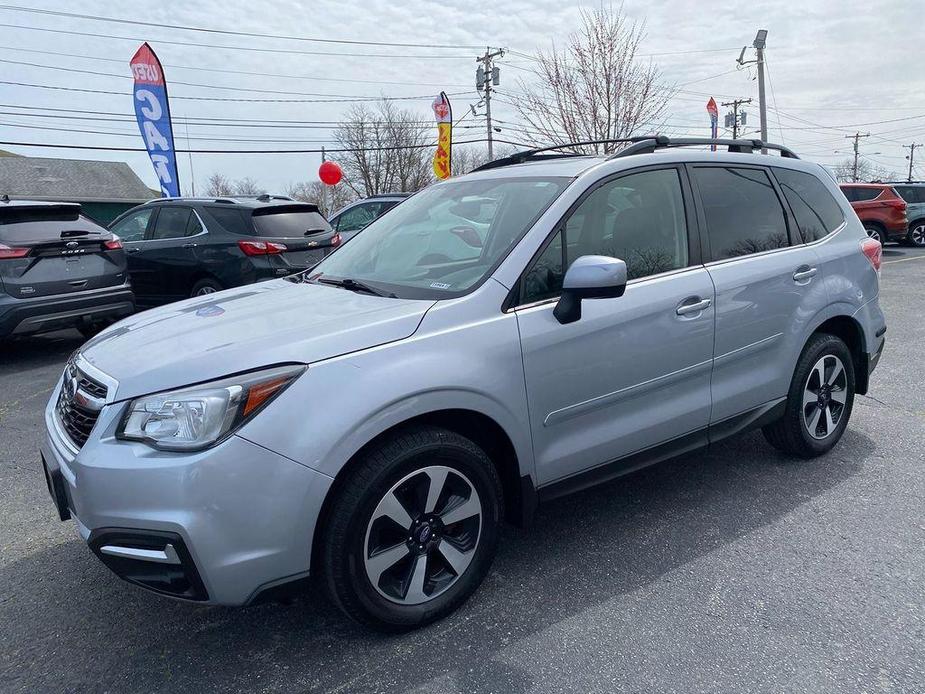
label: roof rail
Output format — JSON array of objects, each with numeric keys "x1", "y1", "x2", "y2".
[
  {"x1": 471, "y1": 137, "x2": 655, "y2": 172},
  {"x1": 608, "y1": 135, "x2": 799, "y2": 159}
]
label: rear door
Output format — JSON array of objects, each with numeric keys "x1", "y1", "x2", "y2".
[
  {"x1": 689, "y1": 164, "x2": 825, "y2": 426},
  {"x1": 0, "y1": 204, "x2": 126, "y2": 300}
]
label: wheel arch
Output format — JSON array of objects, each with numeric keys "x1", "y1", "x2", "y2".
[
  {"x1": 311, "y1": 407, "x2": 534, "y2": 573},
  {"x1": 809, "y1": 314, "x2": 869, "y2": 394}
]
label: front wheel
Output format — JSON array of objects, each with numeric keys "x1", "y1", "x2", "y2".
[
  {"x1": 319, "y1": 426, "x2": 503, "y2": 631},
  {"x1": 763, "y1": 333, "x2": 855, "y2": 458}
]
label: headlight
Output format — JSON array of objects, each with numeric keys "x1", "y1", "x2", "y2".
[{"x1": 117, "y1": 365, "x2": 305, "y2": 451}]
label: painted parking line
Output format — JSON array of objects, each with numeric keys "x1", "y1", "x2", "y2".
[{"x1": 883, "y1": 254, "x2": 925, "y2": 264}]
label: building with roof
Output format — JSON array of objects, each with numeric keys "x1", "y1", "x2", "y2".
[{"x1": 0, "y1": 154, "x2": 156, "y2": 224}]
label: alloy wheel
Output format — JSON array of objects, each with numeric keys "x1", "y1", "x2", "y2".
[
  {"x1": 195, "y1": 286, "x2": 217, "y2": 296},
  {"x1": 802, "y1": 354, "x2": 848, "y2": 440},
  {"x1": 363, "y1": 465, "x2": 482, "y2": 605},
  {"x1": 865, "y1": 227, "x2": 882, "y2": 243},
  {"x1": 910, "y1": 223, "x2": 925, "y2": 247}
]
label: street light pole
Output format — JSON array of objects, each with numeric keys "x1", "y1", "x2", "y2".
[{"x1": 753, "y1": 30, "x2": 769, "y2": 153}]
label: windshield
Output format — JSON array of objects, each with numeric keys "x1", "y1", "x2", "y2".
[{"x1": 309, "y1": 176, "x2": 570, "y2": 299}]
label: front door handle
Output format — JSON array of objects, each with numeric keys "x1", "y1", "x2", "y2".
[
  {"x1": 793, "y1": 267, "x2": 817, "y2": 282},
  {"x1": 182, "y1": 242, "x2": 198, "y2": 249},
  {"x1": 676, "y1": 297, "x2": 711, "y2": 316}
]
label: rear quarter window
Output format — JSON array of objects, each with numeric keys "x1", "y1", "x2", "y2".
[
  {"x1": 841, "y1": 186, "x2": 883, "y2": 202},
  {"x1": 202, "y1": 207, "x2": 252, "y2": 235},
  {"x1": 774, "y1": 168, "x2": 845, "y2": 242}
]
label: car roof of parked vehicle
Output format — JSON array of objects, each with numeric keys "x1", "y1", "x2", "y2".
[{"x1": 142, "y1": 196, "x2": 320, "y2": 210}]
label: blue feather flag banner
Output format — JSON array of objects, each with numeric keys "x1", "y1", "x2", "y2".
[{"x1": 130, "y1": 43, "x2": 180, "y2": 197}]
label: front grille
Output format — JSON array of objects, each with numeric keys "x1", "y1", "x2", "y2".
[{"x1": 56, "y1": 364, "x2": 108, "y2": 449}]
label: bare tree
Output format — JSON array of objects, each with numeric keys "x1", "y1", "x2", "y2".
[
  {"x1": 232, "y1": 177, "x2": 266, "y2": 196},
  {"x1": 450, "y1": 143, "x2": 516, "y2": 176},
  {"x1": 287, "y1": 180, "x2": 356, "y2": 216},
  {"x1": 333, "y1": 100, "x2": 433, "y2": 196},
  {"x1": 204, "y1": 172, "x2": 233, "y2": 197},
  {"x1": 512, "y1": 5, "x2": 671, "y2": 154},
  {"x1": 832, "y1": 158, "x2": 897, "y2": 183}
]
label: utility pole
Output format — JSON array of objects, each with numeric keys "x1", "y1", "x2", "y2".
[
  {"x1": 721, "y1": 98, "x2": 752, "y2": 139},
  {"x1": 476, "y1": 48, "x2": 504, "y2": 159},
  {"x1": 846, "y1": 132, "x2": 870, "y2": 182},
  {"x1": 737, "y1": 30, "x2": 768, "y2": 152},
  {"x1": 904, "y1": 142, "x2": 920, "y2": 182}
]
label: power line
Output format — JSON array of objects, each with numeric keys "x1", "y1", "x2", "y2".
[
  {"x1": 0, "y1": 57, "x2": 472, "y2": 100},
  {"x1": 0, "y1": 80, "x2": 468, "y2": 104},
  {"x1": 0, "y1": 23, "x2": 474, "y2": 60},
  {"x1": 0, "y1": 138, "x2": 499, "y2": 155},
  {"x1": 0, "y1": 4, "x2": 484, "y2": 49},
  {"x1": 0, "y1": 45, "x2": 471, "y2": 88}
]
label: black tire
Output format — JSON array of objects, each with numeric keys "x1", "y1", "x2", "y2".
[
  {"x1": 763, "y1": 333, "x2": 855, "y2": 458},
  {"x1": 190, "y1": 278, "x2": 222, "y2": 297},
  {"x1": 319, "y1": 426, "x2": 503, "y2": 631},
  {"x1": 863, "y1": 225, "x2": 883, "y2": 244},
  {"x1": 907, "y1": 221, "x2": 925, "y2": 248}
]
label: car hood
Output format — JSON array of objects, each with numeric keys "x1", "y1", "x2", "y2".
[{"x1": 80, "y1": 279, "x2": 434, "y2": 400}]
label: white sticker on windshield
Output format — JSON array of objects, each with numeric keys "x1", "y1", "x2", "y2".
[{"x1": 429, "y1": 281, "x2": 452, "y2": 289}]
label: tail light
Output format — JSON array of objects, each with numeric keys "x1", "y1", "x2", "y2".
[
  {"x1": 860, "y1": 238, "x2": 882, "y2": 272},
  {"x1": 0, "y1": 243, "x2": 29, "y2": 259},
  {"x1": 330, "y1": 232, "x2": 342, "y2": 247},
  {"x1": 237, "y1": 240, "x2": 287, "y2": 256},
  {"x1": 883, "y1": 198, "x2": 907, "y2": 212},
  {"x1": 103, "y1": 236, "x2": 123, "y2": 250}
]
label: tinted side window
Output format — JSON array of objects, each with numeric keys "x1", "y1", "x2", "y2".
[
  {"x1": 845, "y1": 187, "x2": 882, "y2": 202},
  {"x1": 522, "y1": 231, "x2": 564, "y2": 303},
  {"x1": 151, "y1": 207, "x2": 192, "y2": 240},
  {"x1": 693, "y1": 167, "x2": 789, "y2": 260},
  {"x1": 565, "y1": 168, "x2": 689, "y2": 280},
  {"x1": 204, "y1": 207, "x2": 252, "y2": 235},
  {"x1": 337, "y1": 203, "x2": 379, "y2": 233},
  {"x1": 185, "y1": 210, "x2": 204, "y2": 236},
  {"x1": 775, "y1": 168, "x2": 845, "y2": 242},
  {"x1": 894, "y1": 185, "x2": 925, "y2": 204},
  {"x1": 110, "y1": 208, "x2": 153, "y2": 242}
]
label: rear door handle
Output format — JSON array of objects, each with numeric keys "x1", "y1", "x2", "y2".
[
  {"x1": 126, "y1": 247, "x2": 141, "y2": 254},
  {"x1": 793, "y1": 267, "x2": 817, "y2": 282},
  {"x1": 676, "y1": 297, "x2": 711, "y2": 316},
  {"x1": 182, "y1": 243, "x2": 198, "y2": 248}
]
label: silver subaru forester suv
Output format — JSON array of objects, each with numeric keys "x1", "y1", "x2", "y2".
[{"x1": 41, "y1": 137, "x2": 886, "y2": 630}]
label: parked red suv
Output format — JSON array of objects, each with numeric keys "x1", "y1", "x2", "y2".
[{"x1": 839, "y1": 183, "x2": 908, "y2": 244}]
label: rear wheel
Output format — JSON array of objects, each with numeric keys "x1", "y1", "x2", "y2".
[
  {"x1": 863, "y1": 225, "x2": 883, "y2": 244},
  {"x1": 190, "y1": 278, "x2": 222, "y2": 297},
  {"x1": 319, "y1": 426, "x2": 502, "y2": 631},
  {"x1": 763, "y1": 333, "x2": 855, "y2": 458},
  {"x1": 907, "y1": 222, "x2": 925, "y2": 247}
]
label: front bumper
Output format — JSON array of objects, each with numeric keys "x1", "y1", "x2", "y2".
[
  {"x1": 0, "y1": 283, "x2": 134, "y2": 337},
  {"x1": 41, "y1": 377, "x2": 334, "y2": 605}
]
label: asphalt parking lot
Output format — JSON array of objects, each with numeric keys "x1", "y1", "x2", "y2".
[{"x1": 1, "y1": 246, "x2": 924, "y2": 694}]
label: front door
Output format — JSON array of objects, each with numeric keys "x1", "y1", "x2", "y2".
[{"x1": 515, "y1": 166, "x2": 715, "y2": 487}]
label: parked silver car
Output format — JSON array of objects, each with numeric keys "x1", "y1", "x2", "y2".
[{"x1": 41, "y1": 137, "x2": 886, "y2": 630}]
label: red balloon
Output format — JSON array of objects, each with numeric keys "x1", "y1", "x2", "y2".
[{"x1": 318, "y1": 160, "x2": 342, "y2": 185}]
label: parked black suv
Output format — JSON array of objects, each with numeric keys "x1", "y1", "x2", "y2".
[
  {"x1": 109, "y1": 196, "x2": 340, "y2": 307},
  {"x1": 0, "y1": 199, "x2": 133, "y2": 338}
]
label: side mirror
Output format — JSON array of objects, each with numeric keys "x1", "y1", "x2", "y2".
[{"x1": 553, "y1": 255, "x2": 627, "y2": 325}]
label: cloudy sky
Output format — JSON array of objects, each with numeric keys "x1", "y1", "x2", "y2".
[{"x1": 2, "y1": 0, "x2": 923, "y2": 194}]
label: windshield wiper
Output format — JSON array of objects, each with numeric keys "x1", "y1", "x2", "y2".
[{"x1": 316, "y1": 276, "x2": 396, "y2": 298}]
